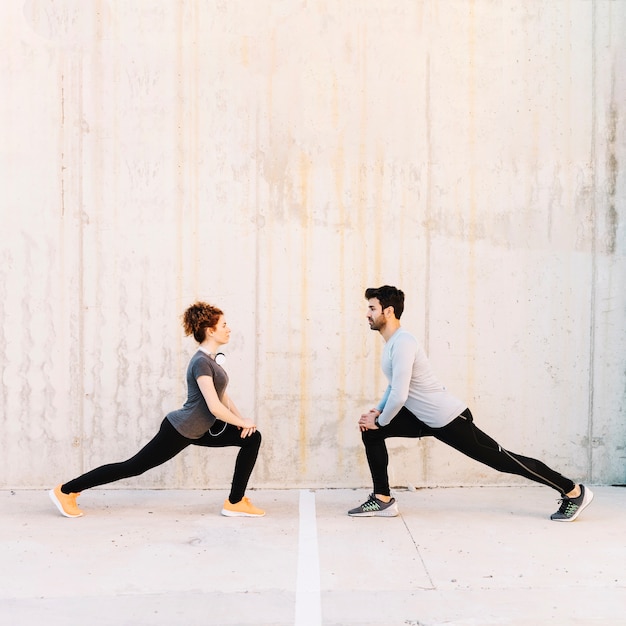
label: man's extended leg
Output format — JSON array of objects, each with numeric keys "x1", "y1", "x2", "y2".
[
  {"x1": 428, "y1": 409, "x2": 594, "y2": 521},
  {"x1": 430, "y1": 409, "x2": 576, "y2": 494}
]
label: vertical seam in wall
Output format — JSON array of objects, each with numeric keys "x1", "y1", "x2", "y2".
[
  {"x1": 424, "y1": 54, "x2": 431, "y2": 355},
  {"x1": 423, "y1": 53, "x2": 432, "y2": 485},
  {"x1": 77, "y1": 57, "x2": 86, "y2": 475},
  {"x1": 254, "y1": 106, "x2": 261, "y2": 424},
  {"x1": 175, "y1": 2, "x2": 186, "y2": 402},
  {"x1": 587, "y1": 1, "x2": 597, "y2": 483}
]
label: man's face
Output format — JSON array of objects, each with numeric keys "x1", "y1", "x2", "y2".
[{"x1": 366, "y1": 298, "x2": 387, "y2": 331}]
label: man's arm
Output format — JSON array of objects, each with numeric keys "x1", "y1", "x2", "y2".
[
  {"x1": 375, "y1": 335, "x2": 416, "y2": 426},
  {"x1": 375, "y1": 386, "x2": 391, "y2": 413}
]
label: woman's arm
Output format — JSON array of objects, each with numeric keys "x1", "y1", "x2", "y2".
[
  {"x1": 222, "y1": 391, "x2": 245, "y2": 420},
  {"x1": 197, "y1": 376, "x2": 256, "y2": 437}
]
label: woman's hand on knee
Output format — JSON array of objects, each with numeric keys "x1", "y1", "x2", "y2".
[{"x1": 239, "y1": 423, "x2": 257, "y2": 438}]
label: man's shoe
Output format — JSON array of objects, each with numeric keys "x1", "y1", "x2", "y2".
[
  {"x1": 348, "y1": 493, "x2": 399, "y2": 517},
  {"x1": 550, "y1": 484, "x2": 594, "y2": 522},
  {"x1": 221, "y1": 496, "x2": 265, "y2": 517},
  {"x1": 49, "y1": 484, "x2": 84, "y2": 518}
]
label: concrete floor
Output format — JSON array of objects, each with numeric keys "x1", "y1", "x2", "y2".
[{"x1": 1, "y1": 486, "x2": 624, "y2": 625}]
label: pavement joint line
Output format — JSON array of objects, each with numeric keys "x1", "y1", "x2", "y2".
[
  {"x1": 400, "y1": 513, "x2": 436, "y2": 590},
  {"x1": 295, "y1": 489, "x2": 322, "y2": 626}
]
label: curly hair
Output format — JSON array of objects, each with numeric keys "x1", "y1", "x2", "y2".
[{"x1": 182, "y1": 301, "x2": 224, "y2": 343}]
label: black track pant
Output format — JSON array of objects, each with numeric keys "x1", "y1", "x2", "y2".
[
  {"x1": 362, "y1": 407, "x2": 575, "y2": 497},
  {"x1": 62, "y1": 418, "x2": 262, "y2": 504}
]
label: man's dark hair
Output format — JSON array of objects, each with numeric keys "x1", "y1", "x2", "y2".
[{"x1": 364, "y1": 285, "x2": 405, "y2": 319}]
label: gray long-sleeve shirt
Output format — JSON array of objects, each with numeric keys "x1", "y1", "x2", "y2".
[{"x1": 376, "y1": 329, "x2": 466, "y2": 428}]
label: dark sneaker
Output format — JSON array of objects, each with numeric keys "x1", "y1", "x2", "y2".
[
  {"x1": 550, "y1": 484, "x2": 594, "y2": 522},
  {"x1": 348, "y1": 493, "x2": 399, "y2": 517}
]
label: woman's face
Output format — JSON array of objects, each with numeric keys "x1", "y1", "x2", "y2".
[{"x1": 209, "y1": 315, "x2": 231, "y2": 346}]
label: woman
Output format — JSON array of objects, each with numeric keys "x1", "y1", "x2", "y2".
[{"x1": 50, "y1": 301, "x2": 264, "y2": 518}]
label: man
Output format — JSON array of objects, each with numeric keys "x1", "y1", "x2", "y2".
[{"x1": 348, "y1": 285, "x2": 593, "y2": 521}]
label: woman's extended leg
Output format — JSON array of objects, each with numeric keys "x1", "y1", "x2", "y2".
[{"x1": 62, "y1": 418, "x2": 191, "y2": 493}]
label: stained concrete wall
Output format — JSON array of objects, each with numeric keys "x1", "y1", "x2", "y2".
[{"x1": 1, "y1": 1, "x2": 624, "y2": 490}]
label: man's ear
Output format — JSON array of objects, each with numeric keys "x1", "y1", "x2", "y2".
[{"x1": 383, "y1": 305, "x2": 395, "y2": 319}]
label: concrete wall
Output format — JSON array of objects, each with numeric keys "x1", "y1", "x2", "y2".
[{"x1": 1, "y1": 0, "x2": 624, "y2": 490}]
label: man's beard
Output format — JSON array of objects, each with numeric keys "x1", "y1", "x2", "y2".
[{"x1": 369, "y1": 317, "x2": 385, "y2": 332}]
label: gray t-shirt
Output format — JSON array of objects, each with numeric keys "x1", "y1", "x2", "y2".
[{"x1": 166, "y1": 350, "x2": 229, "y2": 439}]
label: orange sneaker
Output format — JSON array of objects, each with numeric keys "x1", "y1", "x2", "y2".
[
  {"x1": 49, "y1": 484, "x2": 84, "y2": 518},
  {"x1": 221, "y1": 496, "x2": 265, "y2": 517}
]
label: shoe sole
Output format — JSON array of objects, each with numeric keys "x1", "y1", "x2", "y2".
[
  {"x1": 220, "y1": 508, "x2": 265, "y2": 517},
  {"x1": 49, "y1": 489, "x2": 83, "y2": 518},
  {"x1": 348, "y1": 507, "x2": 399, "y2": 517},
  {"x1": 551, "y1": 487, "x2": 594, "y2": 522}
]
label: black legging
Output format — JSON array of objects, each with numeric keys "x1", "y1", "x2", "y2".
[
  {"x1": 62, "y1": 418, "x2": 262, "y2": 504},
  {"x1": 362, "y1": 407, "x2": 575, "y2": 497}
]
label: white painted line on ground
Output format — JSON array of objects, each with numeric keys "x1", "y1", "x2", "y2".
[{"x1": 295, "y1": 489, "x2": 321, "y2": 626}]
